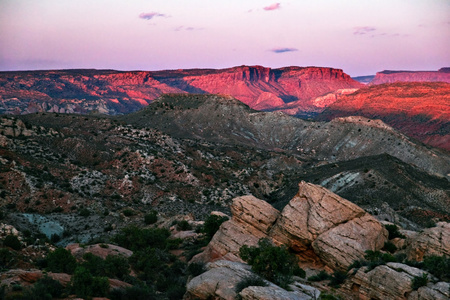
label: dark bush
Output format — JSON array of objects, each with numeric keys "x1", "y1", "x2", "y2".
[
  {"x1": 329, "y1": 271, "x2": 348, "y2": 287},
  {"x1": 235, "y1": 274, "x2": 268, "y2": 294},
  {"x1": 203, "y1": 214, "x2": 228, "y2": 240},
  {"x1": 122, "y1": 209, "x2": 135, "y2": 217},
  {"x1": 46, "y1": 248, "x2": 77, "y2": 274},
  {"x1": 308, "y1": 270, "x2": 330, "y2": 281},
  {"x1": 144, "y1": 211, "x2": 158, "y2": 225},
  {"x1": 422, "y1": 255, "x2": 450, "y2": 281},
  {"x1": 79, "y1": 208, "x2": 90, "y2": 217},
  {"x1": 104, "y1": 254, "x2": 130, "y2": 280},
  {"x1": 3, "y1": 235, "x2": 21, "y2": 250},
  {"x1": 109, "y1": 285, "x2": 156, "y2": 300},
  {"x1": 239, "y1": 238, "x2": 304, "y2": 288},
  {"x1": 21, "y1": 275, "x2": 63, "y2": 300},
  {"x1": 0, "y1": 248, "x2": 14, "y2": 270},
  {"x1": 187, "y1": 262, "x2": 207, "y2": 277},
  {"x1": 411, "y1": 273, "x2": 428, "y2": 290},
  {"x1": 113, "y1": 226, "x2": 170, "y2": 251},
  {"x1": 385, "y1": 224, "x2": 405, "y2": 239},
  {"x1": 70, "y1": 266, "x2": 109, "y2": 299},
  {"x1": 176, "y1": 220, "x2": 192, "y2": 231},
  {"x1": 383, "y1": 241, "x2": 398, "y2": 253}
]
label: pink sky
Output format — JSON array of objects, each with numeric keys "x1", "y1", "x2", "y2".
[{"x1": 0, "y1": 0, "x2": 449, "y2": 76}]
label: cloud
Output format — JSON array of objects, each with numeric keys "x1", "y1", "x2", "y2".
[
  {"x1": 263, "y1": 3, "x2": 281, "y2": 11},
  {"x1": 270, "y1": 47, "x2": 298, "y2": 53},
  {"x1": 139, "y1": 12, "x2": 166, "y2": 20},
  {"x1": 353, "y1": 26, "x2": 376, "y2": 35},
  {"x1": 174, "y1": 26, "x2": 203, "y2": 31}
]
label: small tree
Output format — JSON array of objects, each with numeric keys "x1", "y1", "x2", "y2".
[
  {"x1": 239, "y1": 238, "x2": 304, "y2": 288},
  {"x1": 202, "y1": 215, "x2": 228, "y2": 240},
  {"x1": 3, "y1": 235, "x2": 21, "y2": 250},
  {"x1": 46, "y1": 248, "x2": 77, "y2": 274}
]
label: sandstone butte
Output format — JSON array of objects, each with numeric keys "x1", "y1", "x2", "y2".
[
  {"x1": 0, "y1": 65, "x2": 363, "y2": 113},
  {"x1": 370, "y1": 68, "x2": 450, "y2": 85}
]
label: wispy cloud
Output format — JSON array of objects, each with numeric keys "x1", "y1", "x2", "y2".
[
  {"x1": 353, "y1": 26, "x2": 377, "y2": 35},
  {"x1": 139, "y1": 12, "x2": 166, "y2": 20},
  {"x1": 270, "y1": 47, "x2": 298, "y2": 53},
  {"x1": 174, "y1": 26, "x2": 203, "y2": 32},
  {"x1": 263, "y1": 3, "x2": 281, "y2": 11}
]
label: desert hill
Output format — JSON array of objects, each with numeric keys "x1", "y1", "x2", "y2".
[{"x1": 316, "y1": 82, "x2": 450, "y2": 150}]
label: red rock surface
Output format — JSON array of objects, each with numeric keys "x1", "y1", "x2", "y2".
[
  {"x1": 370, "y1": 68, "x2": 450, "y2": 85},
  {"x1": 319, "y1": 82, "x2": 450, "y2": 151},
  {"x1": 0, "y1": 66, "x2": 363, "y2": 114}
]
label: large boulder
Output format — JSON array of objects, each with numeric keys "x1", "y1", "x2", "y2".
[
  {"x1": 66, "y1": 243, "x2": 133, "y2": 260},
  {"x1": 185, "y1": 260, "x2": 255, "y2": 300},
  {"x1": 312, "y1": 214, "x2": 387, "y2": 270},
  {"x1": 342, "y1": 262, "x2": 428, "y2": 300},
  {"x1": 192, "y1": 195, "x2": 279, "y2": 263},
  {"x1": 409, "y1": 281, "x2": 450, "y2": 300},
  {"x1": 406, "y1": 222, "x2": 450, "y2": 261}
]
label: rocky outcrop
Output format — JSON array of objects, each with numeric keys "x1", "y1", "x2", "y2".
[
  {"x1": 240, "y1": 285, "x2": 312, "y2": 300},
  {"x1": 192, "y1": 195, "x2": 279, "y2": 263},
  {"x1": 66, "y1": 243, "x2": 133, "y2": 260},
  {"x1": 408, "y1": 281, "x2": 450, "y2": 300},
  {"x1": 406, "y1": 222, "x2": 450, "y2": 261},
  {"x1": 194, "y1": 182, "x2": 388, "y2": 271},
  {"x1": 342, "y1": 263, "x2": 429, "y2": 300},
  {"x1": 185, "y1": 260, "x2": 255, "y2": 300}
]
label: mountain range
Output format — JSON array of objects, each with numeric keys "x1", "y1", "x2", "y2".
[{"x1": 1, "y1": 65, "x2": 449, "y2": 151}]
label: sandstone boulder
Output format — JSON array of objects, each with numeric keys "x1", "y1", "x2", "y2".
[
  {"x1": 408, "y1": 281, "x2": 450, "y2": 300},
  {"x1": 343, "y1": 262, "x2": 428, "y2": 300},
  {"x1": 66, "y1": 243, "x2": 133, "y2": 260},
  {"x1": 312, "y1": 214, "x2": 387, "y2": 270},
  {"x1": 192, "y1": 195, "x2": 279, "y2": 263},
  {"x1": 269, "y1": 181, "x2": 366, "y2": 251},
  {"x1": 240, "y1": 285, "x2": 311, "y2": 300},
  {"x1": 406, "y1": 222, "x2": 450, "y2": 261},
  {"x1": 185, "y1": 260, "x2": 255, "y2": 300}
]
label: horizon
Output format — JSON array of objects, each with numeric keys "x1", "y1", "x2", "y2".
[{"x1": 1, "y1": 0, "x2": 449, "y2": 77}]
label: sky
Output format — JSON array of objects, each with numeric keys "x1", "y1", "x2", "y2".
[{"x1": 0, "y1": 0, "x2": 449, "y2": 76}]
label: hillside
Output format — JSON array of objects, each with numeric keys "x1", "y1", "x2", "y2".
[{"x1": 317, "y1": 82, "x2": 450, "y2": 150}]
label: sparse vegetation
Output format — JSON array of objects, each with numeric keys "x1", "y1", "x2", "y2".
[
  {"x1": 411, "y1": 273, "x2": 428, "y2": 290},
  {"x1": 235, "y1": 274, "x2": 268, "y2": 295},
  {"x1": 239, "y1": 238, "x2": 305, "y2": 288}
]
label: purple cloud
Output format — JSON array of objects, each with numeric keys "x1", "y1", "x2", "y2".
[
  {"x1": 174, "y1": 26, "x2": 203, "y2": 31},
  {"x1": 270, "y1": 47, "x2": 298, "y2": 53},
  {"x1": 264, "y1": 3, "x2": 281, "y2": 11},
  {"x1": 139, "y1": 12, "x2": 166, "y2": 20},
  {"x1": 353, "y1": 26, "x2": 376, "y2": 35}
]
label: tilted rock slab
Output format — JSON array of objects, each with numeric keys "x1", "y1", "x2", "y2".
[
  {"x1": 194, "y1": 181, "x2": 388, "y2": 271},
  {"x1": 269, "y1": 181, "x2": 387, "y2": 270},
  {"x1": 406, "y1": 222, "x2": 450, "y2": 261},
  {"x1": 192, "y1": 195, "x2": 279, "y2": 262},
  {"x1": 408, "y1": 281, "x2": 450, "y2": 300},
  {"x1": 240, "y1": 285, "x2": 313, "y2": 300}
]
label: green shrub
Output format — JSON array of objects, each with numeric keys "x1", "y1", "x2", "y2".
[
  {"x1": 239, "y1": 238, "x2": 304, "y2": 288},
  {"x1": 422, "y1": 255, "x2": 450, "y2": 281},
  {"x1": 308, "y1": 270, "x2": 330, "y2": 281},
  {"x1": 79, "y1": 208, "x2": 90, "y2": 217},
  {"x1": 411, "y1": 273, "x2": 428, "y2": 290},
  {"x1": 202, "y1": 214, "x2": 228, "y2": 240},
  {"x1": 122, "y1": 208, "x2": 135, "y2": 217},
  {"x1": 144, "y1": 211, "x2": 158, "y2": 225},
  {"x1": 235, "y1": 274, "x2": 268, "y2": 294},
  {"x1": 329, "y1": 270, "x2": 348, "y2": 287},
  {"x1": 21, "y1": 275, "x2": 63, "y2": 300},
  {"x1": 383, "y1": 241, "x2": 397, "y2": 253},
  {"x1": 46, "y1": 248, "x2": 77, "y2": 274},
  {"x1": 104, "y1": 254, "x2": 130, "y2": 280},
  {"x1": 0, "y1": 248, "x2": 14, "y2": 270},
  {"x1": 3, "y1": 235, "x2": 21, "y2": 250},
  {"x1": 176, "y1": 220, "x2": 192, "y2": 231},
  {"x1": 187, "y1": 262, "x2": 207, "y2": 277},
  {"x1": 109, "y1": 285, "x2": 156, "y2": 300},
  {"x1": 70, "y1": 266, "x2": 109, "y2": 298},
  {"x1": 384, "y1": 224, "x2": 405, "y2": 239},
  {"x1": 113, "y1": 226, "x2": 170, "y2": 251}
]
